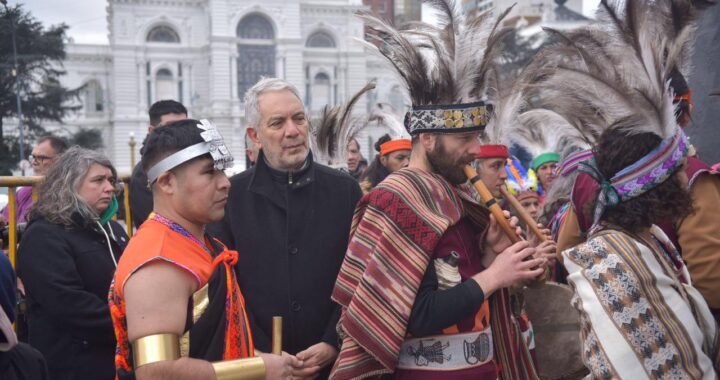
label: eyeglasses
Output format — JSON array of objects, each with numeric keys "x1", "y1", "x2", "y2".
[{"x1": 29, "y1": 154, "x2": 55, "y2": 164}]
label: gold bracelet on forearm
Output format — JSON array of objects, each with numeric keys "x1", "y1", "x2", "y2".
[
  {"x1": 212, "y1": 357, "x2": 266, "y2": 380},
  {"x1": 132, "y1": 333, "x2": 181, "y2": 368}
]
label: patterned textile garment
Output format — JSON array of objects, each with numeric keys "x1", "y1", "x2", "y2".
[
  {"x1": 394, "y1": 218, "x2": 496, "y2": 380},
  {"x1": 331, "y1": 167, "x2": 538, "y2": 380},
  {"x1": 563, "y1": 226, "x2": 720, "y2": 379},
  {"x1": 109, "y1": 215, "x2": 254, "y2": 380}
]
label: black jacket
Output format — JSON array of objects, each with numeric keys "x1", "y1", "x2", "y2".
[
  {"x1": 0, "y1": 343, "x2": 48, "y2": 380},
  {"x1": 129, "y1": 163, "x2": 152, "y2": 228},
  {"x1": 210, "y1": 152, "x2": 362, "y2": 357},
  {"x1": 16, "y1": 215, "x2": 127, "y2": 380}
]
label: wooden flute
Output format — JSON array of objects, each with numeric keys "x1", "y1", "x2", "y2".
[{"x1": 463, "y1": 165, "x2": 547, "y2": 243}]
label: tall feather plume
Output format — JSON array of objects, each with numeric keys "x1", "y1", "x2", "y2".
[
  {"x1": 511, "y1": 109, "x2": 591, "y2": 159},
  {"x1": 311, "y1": 81, "x2": 377, "y2": 168},
  {"x1": 366, "y1": 103, "x2": 410, "y2": 140},
  {"x1": 529, "y1": 0, "x2": 699, "y2": 140},
  {"x1": 357, "y1": 0, "x2": 514, "y2": 106},
  {"x1": 525, "y1": 0, "x2": 713, "y2": 222},
  {"x1": 481, "y1": 36, "x2": 582, "y2": 145}
]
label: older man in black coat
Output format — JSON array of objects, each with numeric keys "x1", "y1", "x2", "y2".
[{"x1": 211, "y1": 78, "x2": 362, "y2": 379}]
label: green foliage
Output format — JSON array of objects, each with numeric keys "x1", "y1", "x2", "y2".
[
  {"x1": 69, "y1": 128, "x2": 104, "y2": 150},
  {"x1": 496, "y1": 30, "x2": 554, "y2": 81},
  {"x1": 0, "y1": 4, "x2": 82, "y2": 171}
]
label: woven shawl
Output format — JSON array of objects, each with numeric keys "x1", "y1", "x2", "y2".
[{"x1": 330, "y1": 167, "x2": 538, "y2": 380}]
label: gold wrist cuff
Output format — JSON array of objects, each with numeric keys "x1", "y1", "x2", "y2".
[
  {"x1": 212, "y1": 357, "x2": 266, "y2": 380},
  {"x1": 132, "y1": 333, "x2": 180, "y2": 368}
]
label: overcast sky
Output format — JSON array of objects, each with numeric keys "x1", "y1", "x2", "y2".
[
  {"x1": 17, "y1": 0, "x2": 601, "y2": 45},
  {"x1": 18, "y1": 0, "x2": 108, "y2": 44}
]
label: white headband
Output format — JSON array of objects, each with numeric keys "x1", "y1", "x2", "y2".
[{"x1": 146, "y1": 119, "x2": 234, "y2": 184}]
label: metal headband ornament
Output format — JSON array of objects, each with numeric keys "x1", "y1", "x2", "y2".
[
  {"x1": 147, "y1": 119, "x2": 234, "y2": 185},
  {"x1": 404, "y1": 101, "x2": 490, "y2": 135}
]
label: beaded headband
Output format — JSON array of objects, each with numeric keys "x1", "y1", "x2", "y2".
[{"x1": 405, "y1": 101, "x2": 490, "y2": 135}]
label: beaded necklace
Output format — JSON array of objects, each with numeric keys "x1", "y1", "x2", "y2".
[{"x1": 151, "y1": 213, "x2": 211, "y2": 254}]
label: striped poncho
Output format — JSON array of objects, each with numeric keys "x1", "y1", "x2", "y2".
[{"x1": 330, "y1": 167, "x2": 538, "y2": 380}]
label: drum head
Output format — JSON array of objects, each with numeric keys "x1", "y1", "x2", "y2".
[{"x1": 524, "y1": 283, "x2": 587, "y2": 380}]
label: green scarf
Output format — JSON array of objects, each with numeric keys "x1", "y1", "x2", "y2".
[{"x1": 99, "y1": 195, "x2": 118, "y2": 225}]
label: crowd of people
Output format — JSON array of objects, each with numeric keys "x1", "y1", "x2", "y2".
[{"x1": 1, "y1": 0, "x2": 720, "y2": 379}]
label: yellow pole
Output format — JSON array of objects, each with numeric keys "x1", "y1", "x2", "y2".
[
  {"x1": 124, "y1": 181, "x2": 133, "y2": 237},
  {"x1": 272, "y1": 316, "x2": 283, "y2": 355},
  {"x1": 7, "y1": 186, "x2": 17, "y2": 269},
  {"x1": 31, "y1": 185, "x2": 38, "y2": 203}
]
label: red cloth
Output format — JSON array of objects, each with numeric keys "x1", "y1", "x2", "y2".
[{"x1": 477, "y1": 145, "x2": 509, "y2": 159}]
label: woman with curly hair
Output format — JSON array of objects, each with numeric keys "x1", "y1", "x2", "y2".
[
  {"x1": 16, "y1": 147, "x2": 127, "y2": 380},
  {"x1": 358, "y1": 134, "x2": 411, "y2": 194},
  {"x1": 562, "y1": 127, "x2": 720, "y2": 378}
]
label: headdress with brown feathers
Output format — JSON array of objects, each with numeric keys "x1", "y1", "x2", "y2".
[
  {"x1": 358, "y1": 0, "x2": 515, "y2": 135},
  {"x1": 310, "y1": 82, "x2": 376, "y2": 169}
]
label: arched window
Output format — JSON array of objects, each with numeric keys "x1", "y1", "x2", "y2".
[
  {"x1": 306, "y1": 31, "x2": 336, "y2": 48},
  {"x1": 155, "y1": 68, "x2": 175, "y2": 100},
  {"x1": 83, "y1": 80, "x2": 103, "y2": 114},
  {"x1": 311, "y1": 72, "x2": 331, "y2": 111},
  {"x1": 237, "y1": 14, "x2": 276, "y2": 99},
  {"x1": 147, "y1": 25, "x2": 180, "y2": 43}
]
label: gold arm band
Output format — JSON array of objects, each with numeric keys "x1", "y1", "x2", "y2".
[
  {"x1": 132, "y1": 334, "x2": 180, "y2": 368},
  {"x1": 212, "y1": 357, "x2": 266, "y2": 380}
]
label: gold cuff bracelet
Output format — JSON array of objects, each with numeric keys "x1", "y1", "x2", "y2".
[
  {"x1": 132, "y1": 333, "x2": 180, "y2": 368},
  {"x1": 212, "y1": 356, "x2": 266, "y2": 380}
]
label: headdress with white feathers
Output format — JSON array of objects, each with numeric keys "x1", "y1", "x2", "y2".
[{"x1": 311, "y1": 81, "x2": 376, "y2": 169}]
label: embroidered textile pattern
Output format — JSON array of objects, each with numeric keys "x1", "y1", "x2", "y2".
[
  {"x1": 464, "y1": 333, "x2": 492, "y2": 365},
  {"x1": 567, "y1": 233, "x2": 704, "y2": 379},
  {"x1": 578, "y1": 310, "x2": 617, "y2": 380},
  {"x1": 407, "y1": 340, "x2": 451, "y2": 366},
  {"x1": 406, "y1": 102, "x2": 489, "y2": 134},
  {"x1": 558, "y1": 150, "x2": 593, "y2": 177},
  {"x1": 331, "y1": 168, "x2": 537, "y2": 380}
]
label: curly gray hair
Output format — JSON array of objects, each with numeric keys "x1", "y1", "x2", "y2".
[{"x1": 30, "y1": 146, "x2": 117, "y2": 226}]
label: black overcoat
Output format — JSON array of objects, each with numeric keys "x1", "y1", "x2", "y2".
[
  {"x1": 210, "y1": 152, "x2": 362, "y2": 358},
  {"x1": 16, "y1": 215, "x2": 127, "y2": 380}
]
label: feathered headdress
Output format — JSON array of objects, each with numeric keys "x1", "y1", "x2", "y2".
[
  {"x1": 510, "y1": 109, "x2": 591, "y2": 171},
  {"x1": 366, "y1": 103, "x2": 411, "y2": 140},
  {"x1": 310, "y1": 82, "x2": 376, "y2": 169},
  {"x1": 529, "y1": 0, "x2": 710, "y2": 227},
  {"x1": 505, "y1": 157, "x2": 540, "y2": 200},
  {"x1": 366, "y1": 103, "x2": 413, "y2": 156},
  {"x1": 358, "y1": 0, "x2": 516, "y2": 134}
]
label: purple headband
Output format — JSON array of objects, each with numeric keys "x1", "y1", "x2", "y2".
[
  {"x1": 557, "y1": 149, "x2": 594, "y2": 177},
  {"x1": 578, "y1": 130, "x2": 689, "y2": 225}
]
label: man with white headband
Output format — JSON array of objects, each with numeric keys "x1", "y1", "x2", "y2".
[{"x1": 109, "y1": 119, "x2": 297, "y2": 380}]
